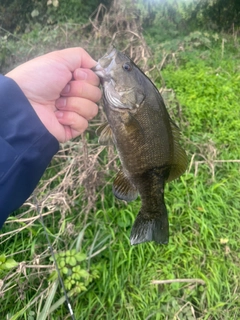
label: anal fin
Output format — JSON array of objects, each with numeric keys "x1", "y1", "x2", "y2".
[{"x1": 113, "y1": 170, "x2": 138, "y2": 202}]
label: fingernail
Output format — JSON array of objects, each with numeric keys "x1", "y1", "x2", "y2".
[
  {"x1": 61, "y1": 84, "x2": 70, "y2": 94},
  {"x1": 76, "y1": 69, "x2": 87, "y2": 80},
  {"x1": 56, "y1": 111, "x2": 63, "y2": 118},
  {"x1": 56, "y1": 97, "x2": 66, "y2": 108}
]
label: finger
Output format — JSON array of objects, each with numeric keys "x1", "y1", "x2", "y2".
[
  {"x1": 55, "y1": 111, "x2": 89, "y2": 134},
  {"x1": 63, "y1": 126, "x2": 87, "y2": 141},
  {"x1": 54, "y1": 47, "x2": 97, "y2": 70},
  {"x1": 73, "y1": 68, "x2": 100, "y2": 86},
  {"x1": 60, "y1": 81, "x2": 102, "y2": 102},
  {"x1": 55, "y1": 97, "x2": 99, "y2": 120}
]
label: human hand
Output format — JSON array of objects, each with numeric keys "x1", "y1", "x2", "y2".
[{"x1": 6, "y1": 48, "x2": 101, "y2": 142}]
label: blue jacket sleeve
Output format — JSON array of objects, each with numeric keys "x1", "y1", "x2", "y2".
[{"x1": 0, "y1": 75, "x2": 59, "y2": 228}]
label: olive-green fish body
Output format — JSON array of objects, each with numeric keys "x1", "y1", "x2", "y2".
[{"x1": 93, "y1": 48, "x2": 187, "y2": 245}]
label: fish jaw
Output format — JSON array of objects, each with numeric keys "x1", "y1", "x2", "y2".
[
  {"x1": 93, "y1": 50, "x2": 132, "y2": 110},
  {"x1": 92, "y1": 63, "x2": 111, "y2": 83},
  {"x1": 93, "y1": 48, "x2": 146, "y2": 111},
  {"x1": 92, "y1": 63, "x2": 105, "y2": 79},
  {"x1": 99, "y1": 47, "x2": 118, "y2": 68},
  {"x1": 92, "y1": 47, "x2": 118, "y2": 81},
  {"x1": 93, "y1": 66, "x2": 130, "y2": 110}
]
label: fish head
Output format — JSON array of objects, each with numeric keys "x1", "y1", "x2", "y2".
[{"x1": 93, "y1": 47, "x2": 145, "y2": 111}]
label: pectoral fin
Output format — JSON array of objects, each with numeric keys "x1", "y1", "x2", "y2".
[
  {"x1": 113, "y1": 170, "x2": 138, "y2": 202},
  {"x1": 96, "y1": 122, "x2": 113, "y2": 145}
]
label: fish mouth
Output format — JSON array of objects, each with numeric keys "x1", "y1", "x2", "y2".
[
  {"x1": 92, "y1": 47, "x2": 135, "y2": 111},
  {"x1": 92, "y1": 47, "x2": 118, "y2": 80},
  {"x1": 104, "y1": 46, "x2": 118, "y2": 60},
  {"x1": 92, "y1": 63, "x2": 106, "y2": 79}
]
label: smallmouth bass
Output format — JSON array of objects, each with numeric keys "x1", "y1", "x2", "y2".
[{"x1": 93, "y1": 48, "x2": 188, "y2": 245}]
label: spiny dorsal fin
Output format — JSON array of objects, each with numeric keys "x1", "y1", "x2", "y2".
[
  {"x1": 96, "y1": 122, "x2": 113, "y2": 145},
  {"x1": 113, "y1": 169, "x2": 138, "y2": 202},
  {"x1": 167, "y1": 120, "x2": 188, "y2": 182}
]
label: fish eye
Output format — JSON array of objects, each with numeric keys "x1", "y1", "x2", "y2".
[{"x1": 122, "y1": 62, "x2": 132, "y2": 72}]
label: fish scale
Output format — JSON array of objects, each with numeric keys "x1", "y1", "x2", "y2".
[{"x1": 93, "y1": 47, "x2": 188, "y2": 245}]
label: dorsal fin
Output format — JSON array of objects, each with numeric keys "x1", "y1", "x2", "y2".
[{"x1": 167, "y1": 120, "x2": 188, "y2": 182}]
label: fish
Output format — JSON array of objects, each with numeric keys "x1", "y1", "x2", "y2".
[{"x1": 92, "y1": 47, "x2": 188, "y2": 245}]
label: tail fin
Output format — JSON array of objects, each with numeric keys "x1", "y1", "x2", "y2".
[{"x1": 130, "y1": 203, "x2": 169, "y2": 245}]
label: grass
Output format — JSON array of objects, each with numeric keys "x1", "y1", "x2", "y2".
[
  {"x1": 71, "y1": 172, "x2": 240, "y2": 319},
  {"x1": 0, "y1": 22, "x2": 240, "y2": 320}
]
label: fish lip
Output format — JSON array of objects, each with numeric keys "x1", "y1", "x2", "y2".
[
  {"x1": 92, "y1": 63, "x2": 105, "y2": 78},
  {"x1": 105, "y1": 47, "x2": 118, "y2": 60},
  {"x1": 92, "y1": 47, "x2": 118, "y2": 79}
]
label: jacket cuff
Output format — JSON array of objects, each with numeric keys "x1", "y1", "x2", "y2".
[{"x1": 0, "y1": 75, "x2": 59, "y2": 228}]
